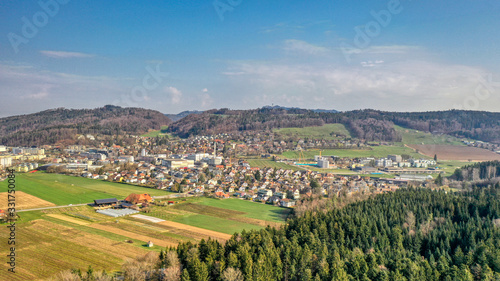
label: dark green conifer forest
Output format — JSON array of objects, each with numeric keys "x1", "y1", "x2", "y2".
[{"x1": 161, "y1": 187, "x2": 500, "y2": 280}]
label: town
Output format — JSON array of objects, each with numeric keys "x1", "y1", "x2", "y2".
[{"x1": 0, "y1": 131, "x2": 455, "y2": 213}]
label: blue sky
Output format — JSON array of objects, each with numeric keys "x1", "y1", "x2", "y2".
[{"x1": 0, "y1": 0, "x2": 499, "y2": 117}]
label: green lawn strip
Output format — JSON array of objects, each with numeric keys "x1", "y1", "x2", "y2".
[
  {"x1": 171, "y1": 213, "x2": 263, "y2": 235},
  {"x1": 196, "y1": 198, "x2": 290, "y2": 223}
]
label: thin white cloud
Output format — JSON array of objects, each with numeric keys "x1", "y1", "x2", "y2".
[
  {"x1": 200, "y1": 92, "x2": 213, "y2": 108},
  {"x1": 202, "y1": 88, "x2": 209, "y2": 93},
  {"x1": 283, "y1": 39, "x2": 329, "y2": 55},
  {"x1": 165, "y1": 86, "x2": 183, "y2": 104},
  {"x1": 0, "y1": 63, "x2": 125, "y2": 117},
  {"x1": 223, "y1": 58, "x2": 498, "y2": 112},
  {"x1": 40, "y1": 50, "x2": 95, "y2": 59}
]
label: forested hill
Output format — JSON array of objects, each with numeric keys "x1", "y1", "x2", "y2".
[
  {"x1": 168, "y1": 108, "x2": 500, "y2": 143},
  {"x1": 163, "y1": 187, "x2": 500, "y2": 280},
  {"x1": 0, "y1": 105, "x2": 171, "y2": 146}
]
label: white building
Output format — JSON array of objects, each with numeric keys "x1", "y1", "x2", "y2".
[
  {"x1": 0, "y1": 157, "x2": 13, "y2": 168},
  {"x1": 317, "y1": 158, "x2": 329, "y2": 168},
  {"x1": 187, "y1": 153, "x2": 210, "y2": 162}
]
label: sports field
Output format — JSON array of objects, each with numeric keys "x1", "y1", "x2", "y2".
[
  {"x1": 0, "y1": 172, "x2": 171, "y2": 205},
  {"x1": 246, "y1": 159, "x2": 302, "y2": 171}
]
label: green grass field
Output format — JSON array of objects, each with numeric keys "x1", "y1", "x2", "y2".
[
  {"x1": 274, "y1": 123, "x2": 351, "y2": 140},
  {"x1": 197, "y1": 197, "x2": 291, "y2": 223},
  {"x1": 172, "y1": 213, "x2": 262, "y2": 234},
  {"x1": 282, "y1": 145, "x2": 426, "y2": 160},
  {"x1": 246, "y1": 159, "x2": 302, "y2": 171},
  {"x1": 141, "y1": 125, "x2": 170, "y2": 137},
  {"x1": 149, "y1": 197, "x2": 290, "y2": 234},
  {"x1": 395, "y1": 125, "x2": 465, "y2": 146},
  {"x1": 438, "y1": 160, "x2": 476, "y2": 177},
  {"x1": 0, "y1": 172, "x2": 171, "y2": 205}
]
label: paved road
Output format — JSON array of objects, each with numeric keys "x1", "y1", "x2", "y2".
[
  {"x1": 152, "y1": 193, "x2": 192, "y2": 199},
  {"x1": 17, "y1": 203, "x2": 90, "y2": 212}
]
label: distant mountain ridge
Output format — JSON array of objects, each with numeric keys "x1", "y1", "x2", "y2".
[
  {"x1": 0, "y1": 105, "x2": 171, "y2": 146},
  {"x1": 168, "y1": 108, "x2": 500, "y2": 143}
]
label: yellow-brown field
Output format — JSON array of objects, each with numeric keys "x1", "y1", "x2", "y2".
[
  {"x1": 0, "y1": 191, "x2": 55, "y2": 210},
  {"x1": 0, "y1": 220, "x2": 150, "y2": 281},
  {"x1": 158, "y1": 220, "x2": 232, "y2": 241}
]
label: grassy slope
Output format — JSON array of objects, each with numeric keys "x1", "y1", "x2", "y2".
[
  {"x1": 0, "y1": 172, "x2": 171, "y2": 205},
  {"x1": 141, "y1": 125, "x2": 170, "y2": 137},
  {"x1": 394, "y1": 125, "x2": 465, "y2": 146},
  {"x1": 274, "y1": 123, "x2": 351, "y2": 140}
]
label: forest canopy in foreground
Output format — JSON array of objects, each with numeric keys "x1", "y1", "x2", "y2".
[{"x1": 156, "y1": 187, "x2": 500, "y2": 281}]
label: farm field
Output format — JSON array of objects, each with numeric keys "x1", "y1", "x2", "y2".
[
  {"x1": 394, "y1": 125, "x2": 465, "y2": 146},
  {"x1": 148, "y1": 197, "x2": 289, "y2": 235},
  {"x1": 282, "y1": 145, "x2": 426, "y2": 160},
  {"x1": 245, "y1": 159, "x2": 302, "y2": 171},
  {"x1": 408, "y1": 144, "x2": 500, "y2": 161},
  {"x1": 0, "y1": 196, "x2": 289, "y2": 279},
  {"x1": 0, "y1": 191, "x2": 55, "y2": 210},
  {"x1": 274, "y1": 123, "x2": 351, "y2": 140},
  {"x1": 195, "y1": 197, "x2": 291, "y2": 223},
  {"x1": 0, "y1": 172, "x2": 171, "y2": 205},
  {"x1": 141, "y1": 125, "x2": 170, "y2": 137},
  {"x1": 0, "y1": 219, "x2": 150, "y2": 281}
]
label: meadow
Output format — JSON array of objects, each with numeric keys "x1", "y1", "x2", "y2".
[
  {"x1": 394, "y1": 125, "x2": 465, "y2": 146},
  {"x1": 274, "y1": 123, "x2": 351, "y2": 140},
  {"x1": 0, "y1": 172, "x2": 171, "y2": 205},
  {"x1": 141, "y1": 125, "x2": 170, "y2": 137}
]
